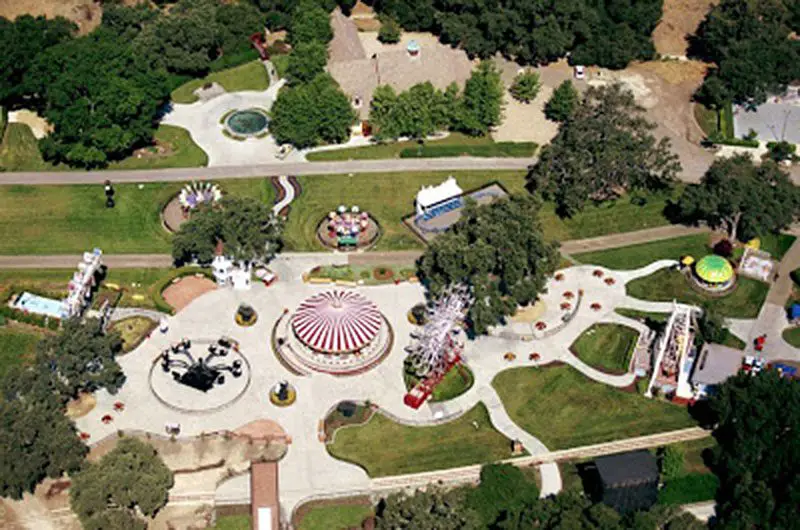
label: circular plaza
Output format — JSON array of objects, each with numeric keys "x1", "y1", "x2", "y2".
[{"x1": 274, "y1": 290, "x2": 393, "y2": 376}]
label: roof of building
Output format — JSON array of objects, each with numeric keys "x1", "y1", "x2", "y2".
[
  {"x1": 416, "y1": 176, "x2": 463, "y2": 209},
  {"x1": 594, "y1": 450, "x2": 659, "y2": 488},
  {"x1": 692, "y1": 342, "x2": 743, "y2": 387},
  {"x1": 695, "y1": 255, "x2": 734, "y2": 283},
  {"x1": 329, "y1": 9, "x2": 367, "y2": 64}
]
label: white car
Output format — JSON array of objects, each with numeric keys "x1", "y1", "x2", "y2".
[{"x1": 574, "y1": 65, "x2": 586, "y2": 80}]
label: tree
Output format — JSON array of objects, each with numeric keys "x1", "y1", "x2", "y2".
[
  {"x1": 70, "y1": 437, "x2": 173, "y2": 529},
  {"x1": 0, "y1": 15, "x2": 76, "y2": 105},
  {"x1": 270, "y1": 74, "x2": 356, "y2": 148},
  {"x1": 36, "y1": 317, "x2": 125, "y2": 401},
  {"x1": 418, "y1": 194, "x2": 559, "y2": 334},
  {"x1": 369, "y1": 82, "x2": 452, "y2": 140},
  {"x1": 378, "y1": 16, "x2": 401, "y2": 44},
  {"x1": 172, "y1": 196, "x2": 284, "y2": 265},
  {"x1": 286, "y1": 41, "x2": 328, "y2": 84},
  {"x1": 527, "y1": 83, "x2": 681, "y2": 217},
  {"x1": 456, "y1": 61, "x2": 504, "y2": 136},
  {"x1": 376, "y1": 487, "x2": 481, "y2": 529},
  {"x1": 467, "y1": 464, "x2": 539, "y2": 526},
  {"x1": 675, "y1": 154, "x2": 799, "y2": 241},
  {"x1": 0, "y1": 375, "x2": 88, "y2": 499},
  {"x1": 696, "y1": 304, "x2": 727, "y2": 345},
  {"x1": 660, "y1": 445, "x2": 685, "y2": 482},
  {"x1": 289, "y1": 0, "x2": 333, "y2": 45},
  {"x1": 544, "y1": 80, "x2": 579, "y2": 122},
  {"x1": 510, "y1": 71, "x2": 541, "y2": 103},
  {"x1": 691, "y1": 0, "x2": 800, "y2": 106},
  {"x1": 708, "y1": 370, "x2": 800, "y2": 528}
]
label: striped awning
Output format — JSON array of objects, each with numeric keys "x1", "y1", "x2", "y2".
[{"x1": 292, "y1": 291, "x2": 383, "y2": 353}]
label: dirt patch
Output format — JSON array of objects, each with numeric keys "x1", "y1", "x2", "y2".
[
  {"x1": 637, "y1": 59, "x2": 708, "y2": 86},
  {"x1": 493, "y1": 86, "x2": 559, "y2": 144},
  {"x1": 0, "y1": 0, "x2": 103, "y2": 35},
  {"x1": 65, "y1": 392, "x2": 96, "y2": 419},
  {"x1": 510, "y1": 300, "x2": 547, "y2": 323},
  {"x1": 652, "y1": 0, "x2": 719, "y2": 57},
  {"x1": 8, "y1": 110, "x2": 53, "y2": 139},
  {"x1": 162, "y1": 276, "x2": 216, "y2": 312}
]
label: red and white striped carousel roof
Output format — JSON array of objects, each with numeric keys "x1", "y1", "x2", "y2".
[{"x1": 291, "y1": 291, "x2": 383, "y2": 353}]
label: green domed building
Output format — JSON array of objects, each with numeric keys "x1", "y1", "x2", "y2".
[{"x1": 693, "y1": 255, "x2": 735, "y2": 291}]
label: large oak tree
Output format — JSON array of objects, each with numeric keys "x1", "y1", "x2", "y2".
[
  {"x1": 527, "y1": 83, "x2": 681, "y2": 217},
  {"x1": 417, "y1": 194, "x2": 559, "y2": 335}
]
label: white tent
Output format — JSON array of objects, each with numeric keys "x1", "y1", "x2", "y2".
[{"x1": 415, "y1": 176, "x2": 463, "y2": 215}]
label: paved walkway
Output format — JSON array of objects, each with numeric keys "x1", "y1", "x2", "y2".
[
  {"x1": 564, "y1": 225, "x2": 711, "y2": 256},
  {"x1": 271, "y1": 175, "x2": 296, "y2": 214}
]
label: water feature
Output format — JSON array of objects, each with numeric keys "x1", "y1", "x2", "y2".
[{"x1": 225, "y1": 109, "x2": 269, "y2": 137}]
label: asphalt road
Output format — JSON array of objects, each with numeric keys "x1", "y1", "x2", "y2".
[{"x1": 0, "y1": 157, "x2": 536, "y2": 185}]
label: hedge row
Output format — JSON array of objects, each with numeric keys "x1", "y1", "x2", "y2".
[
  {"x1": 399, "y1": 142, "x2": 537, "y2": 159},
  {"x1": 0, "y1": 305, "x2": 60, "y2": 330}
]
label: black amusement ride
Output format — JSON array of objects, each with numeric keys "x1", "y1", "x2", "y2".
[{"x1": 160, "y1": 338, "x2": 242, "y2": 392}]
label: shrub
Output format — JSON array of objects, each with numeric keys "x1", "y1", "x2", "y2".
[
  {"x1": 713, "y1": 239, "x2": 734, "y2": 257},
  {"x1": 660, "y1": 445, "x2": 685, "y2": 481},
  {"x1": 766, "y1": 141, "x2": 797, "y2": 163},
  {"x1": 544, "y1": 80, "x2": 579, "y2": 122},
  {"x1": 378, "y1": 16, "x2": 401, "y2": 44},
  {"x1": 373, "y1": 266, "x2": 394, "y2": 281},
  {"x1": 509, "y1": 71, "x2": 541, "y2": 103}
]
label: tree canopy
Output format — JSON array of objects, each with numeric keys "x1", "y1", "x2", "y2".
[
  {"x1": 286, "y1": 41, "x2": 328, "y2": 85},
  {"x1": 708, "y1": 370, "x2": 800, "y2": 528},
  {"x1": 378, "y1": 15, "x2": 402, "y2": 44},
  {"x1": 544, "y1": 80, "x2": 579, "y2": 122},
  {"x1": 370, "y1": 0, "x2": 661, "y2": 69},
  {"x1": 527, "y1": 83, "x2": 681, "y2": 217},
  {"x1": 70, "y1": 437, "x2": 173, "y2": 530},
  {"x1": 36, "y1": 317, "x2": 125, "y2": 401},
  {"x1": 289, "y1": 0, "x2": 333, "y2": 45},
  {"x1": 691, "y1": 0, "x2": 800, "y2": 106},
  {"x1": 172, "y1": 195, "x2": 284, "y2": 265},
  {"x1": 270, "y1": 74, "x2": 356, "y2": 148},
  {"x1": 0, "y1": 15, "x2": 76, "y2": 106},
  {"x1": 675, "y1": 154, "x2": 799, "y2": 242},
  {"x1": 417, "y1": 194, "x2": 559, "y2": 335},
  {"x1": 510, "y1": 71, "x2": 541, "y2": 104}
]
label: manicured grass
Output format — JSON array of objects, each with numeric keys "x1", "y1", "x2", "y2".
[
  {"x1": 693, "y1": 102, "x2": 733, "y2": 138},
  {"x1": 307, "y1": 134, "x2": 535, "y2": 161},
  {"x1": 0, "y1": 325, "x2": 44, "y2": 377},
  {"x1": 213, "y1": 515, "x2": 250, "y2": 530},
  {"x1": 405, "y1": 364, "x2": 475, "y2": 402},
  {"x1": 171, "y1": 60, "x2": 269, "y2": 104},
  {"x1": 782, "y1": 326, "x2": 800, "y2": 347},
  {"x1": 615, "y1": 308, "x2": 670, "y2": 324},
  {"x1": 758, "y1": 232, "x2": 796, "y2": 260},
  {"x1": 658, "y1": 473, "x2": 720, "y2": 505},
  {"x1": 107, "y1": 125, "x2": 208, "y2": 170},
  {"x1": 719, "y1": 330, "x2": 746, "y2": 350},
  {"x1": 298, "y1": 505, "x2": 373, "y2": 530},
  {"x1": 0, "y1": 123, "x2": 55, "y2": 172},
  {"x1": 284, "y1": 171, "x2": 526, "y2": 251},
  {"x1": 271, "y1": 54, "x2": 289, "y2": 79},
  {"x1": 326, "y1": 403, "x2": 514, "y2": 477},
  {"x1": 492, "y1": 366, "x2": 696, "y2": 450},
  {"x1": 574, "y1": 234, "x2": 711, "y2": 270},
  {"x1": 626, "y1": 269, "x2": 769, "y2": 318},
  {"x1": 0, "y1": 178, "x2": 271, "y2": 255},
  {"x1": 108, "y1": 316, "x2": 157, "y2": 353},
  {"x1": 570, "y1": 323, "x2": 639, "y2": 374}
]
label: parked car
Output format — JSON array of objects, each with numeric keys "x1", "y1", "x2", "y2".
[{"x1": 574, "y1": 65, "x2": 586, "y2": 80}]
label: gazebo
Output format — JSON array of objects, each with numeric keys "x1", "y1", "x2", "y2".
[{"x1": 693, "y1": 255, "x2": 735, "y2": 292}]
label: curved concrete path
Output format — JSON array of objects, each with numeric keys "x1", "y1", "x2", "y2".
[{"x1": 272, "y1": 175, "x2": 296, "y2": 215}]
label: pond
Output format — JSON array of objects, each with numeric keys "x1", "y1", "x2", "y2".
[{"x1": 226, "y1": 109, "x2": 269, "y2": 136}]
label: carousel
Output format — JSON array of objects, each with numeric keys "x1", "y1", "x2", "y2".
[
  {"x1": 690, "y1": 255, "x2": 736, "y2": 293},
  {"x1": 274, "y1": 290, "x2": 393, "y2": 376},
  {"x1": 316, "y1": 205, "x2": 380, "y2": 250}
]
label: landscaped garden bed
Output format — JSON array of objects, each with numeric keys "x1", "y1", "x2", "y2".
[
  {"x1": 306, "y1": 264, "x2": 416, "y2": 285},
  {"x1": 108, "y1": 316, "x2": 157, "y2": 353},
  {"x1": 323, "y1": 401, "x2": 374, "y2": 440},
  {"x1": 626, "y1": 268, "x2": 769, "y2": 318},
  {"x1": 404, "y1": 364, "x2": 475, "y2": 402},
  {"x1": 492, "y1": 366, "x2": 696, "y2": 450},
  {"x1": 570, "y1": 323, "x2": 639, "y2": 374},
  {"x1": 326, "y1": 403, "x2": 515, "y2": 476}
]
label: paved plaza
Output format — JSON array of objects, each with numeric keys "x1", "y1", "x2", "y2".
[{"x1": 74, "y1": 255, "x2": 779, "y2": 520}]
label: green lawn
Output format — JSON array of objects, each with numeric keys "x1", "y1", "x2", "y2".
[
  {"x1": 758, "y1": 232, "x2": 796, "y2": 260},
  {"x1": 782, "y1": 326, "x2": 800, "y2": 347},
  {"x1": 492, "y1": 366, "x2": 696, "y2": 450},
  {"x1": 298, "y1": 504, "x2": 373, "y2": 530},
  {"x1": 574, "y1": 234, "x2": 711, "y2": 270},
  {"x1": 693, "y1": 102, "x2": 733, "y2": 138},
  {"x1": 0, "y1": 123, "x2": 55, "y2": 171},
  {"x1": 0, "y1": 178, "x2": 270, "y2": 255},
  {"x1": 570, "y1": 324, "x2": 639, "y2": 374},
  {"x1": 271, "y1": 54, "x2": 289, "y2": 79},
  {"x1": 213, "y1": 515, "x2": 250, "y2": 530},
  {"x1": 626, "y1": 269, "x2": 770, "y2": 318},
  {"x1": 171, "y1": 60, "x2": 269, "y2": 104},
  {"x1": 107, "y1": 125, "x2": 208, "y2": 170},
  {"x1": 615, "y1": 308, "x2": 670, "y2": 324},
  {"x1": 658, "y1": 438, "x2": 719, "y2": 506},
  {"x1": 307, "y1": 133, "x2": 535, "y2": 161},
  {"x1": 326, "y1": 403, "x2": 514, "y2": 476},
  {"x1": 0, "y1": 325, "x2": 44, "y2": 377},
  {"x1": 405, "y1": 364, "x2": 475, "y2": 402}
]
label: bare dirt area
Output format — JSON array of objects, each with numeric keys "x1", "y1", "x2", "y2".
[
  {"x1": 652, "y1": 0, "x2": 719, "y2": 56},
  {"x1": 493, "y1": 86, "x2": 559, "y2": 145},
  {"x1": 162, "y1": 276, "x2": 217, "y2": 312},
  {"x1": 0, "y1": 0, "x2": 102, "y2": 34}
]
